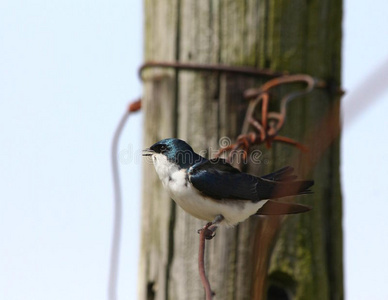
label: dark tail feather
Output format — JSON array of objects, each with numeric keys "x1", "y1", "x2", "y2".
[
  {"x1": 256, "y1": 169, "x2": 313, "y2": 215},
  {"x1": 257, "y1": 178, "x2": 314, "y2": 200},
  {"x1": 256, "y1": 200, "x2": 312, "y2": 215}
]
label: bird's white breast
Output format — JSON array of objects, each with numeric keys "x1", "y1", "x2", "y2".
[{"x1": 152, "y1": 154, "x2": 267, "y2": 226}]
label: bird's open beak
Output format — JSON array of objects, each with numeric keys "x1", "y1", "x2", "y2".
[{"x1": 142, "y1": 148, "x2": 154, "y2": 156}]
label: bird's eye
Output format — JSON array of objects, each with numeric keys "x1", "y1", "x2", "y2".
[{"x1": 160, "y1": 145, "x2": 167, "y2": 152}]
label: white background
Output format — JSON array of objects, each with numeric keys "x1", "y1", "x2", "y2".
[{"x1": 0, "y1": 1, "x2": 387, "y2": 299}]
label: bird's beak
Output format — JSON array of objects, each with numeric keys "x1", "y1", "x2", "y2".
[{"x1": 142, "y1": 148, "x2": 154, "y2": 156}]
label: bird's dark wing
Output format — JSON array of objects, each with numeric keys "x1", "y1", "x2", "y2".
[
  {"x1": 189, "y1": 159, "x2": 314, "y2": 202},
  {"x1": 261, "y1": 166, "x2": 297, "y2": 182},
  {"x1": 188, "y1": 158, "x2": 260, "y2": 201}
]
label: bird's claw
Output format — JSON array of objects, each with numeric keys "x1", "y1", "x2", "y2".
[
  {"x1": 197, "y1": 228, "x2": 216, "y2": 240},
  {"x1": 204, "y1": 229, "x2": 216, "y2": 240},
  {"x1": 198, "y1": 222, "x2": 217, "y2": 240}
]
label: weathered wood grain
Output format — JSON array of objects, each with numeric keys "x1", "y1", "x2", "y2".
[{"x1": 140, "y1": 1, "x2": 343, "y2": 299}]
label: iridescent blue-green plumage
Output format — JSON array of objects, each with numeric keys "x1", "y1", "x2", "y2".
[{"x1": 149, "y1": 138, "x2": 205, "y2": 169}]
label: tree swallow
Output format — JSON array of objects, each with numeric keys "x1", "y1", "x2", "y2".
[{"x1": 143, "y1": 138, "x2": 313, "y2": 228}]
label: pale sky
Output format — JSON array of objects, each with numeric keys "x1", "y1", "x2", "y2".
[{"x1": 0, "y1": 1, "x2": 387, "y2": 299}]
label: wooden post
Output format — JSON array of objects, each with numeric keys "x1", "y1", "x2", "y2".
[{"x1": 139, "y1": 1, "x2": 343, "y2": 299}]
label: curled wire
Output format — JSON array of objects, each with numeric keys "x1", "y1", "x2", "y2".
[
  {"x1": 217, "y1": 75, "x2": 317, "y2": 161},
  {"x1": 108, "y1": 99, "x2": 141, "y2": 300}
]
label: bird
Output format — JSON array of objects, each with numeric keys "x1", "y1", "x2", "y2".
[{"x1": 143, "y1": 138, "x2": 313, "y2": 230}]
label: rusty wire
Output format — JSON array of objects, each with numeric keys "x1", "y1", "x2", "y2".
[
  {"x1": 198, "y1": 222, "x2": 215, "y2": 300},
  {"x1": 109, "y1": 99, "x2": 141, "y2": 300},
  {"x1": 138, "y1": 61, "x2": 342, "y2": 94},
  {"x1": 139, "y1": 61, "x2": 286, "y2": 80},
  {"x1": 217, "y1": 74, "x2": 318, "y2": 161}
]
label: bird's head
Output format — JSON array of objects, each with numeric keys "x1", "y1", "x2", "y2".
[{"x1": 143, "y1": 138, "x2": 203, "y2": 169}]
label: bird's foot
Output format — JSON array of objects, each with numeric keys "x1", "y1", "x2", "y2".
[
  {"x1": 197, "y1": 215, "x2": 224, "y2": 240},
  {"x1": 203, "y1": 228, "x2": 216, "y2": 240},
  {"x1": 197, "y1": 222, "x2": 216, "y2": 240}
]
